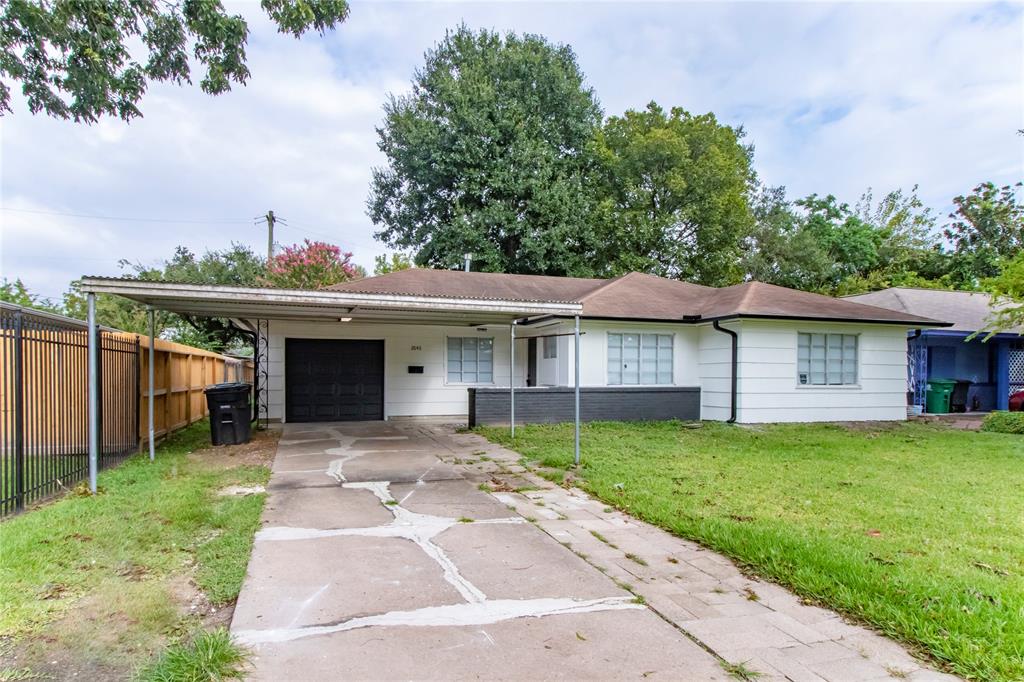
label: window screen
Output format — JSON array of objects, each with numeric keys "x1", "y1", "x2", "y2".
[
  {"x1": 608, "y1": 333, "x2": 672, "y2": 385},
  {"x1": 797, "y1": 333, "x2": 857, "y2": 385},
  {"x1": 447, "y1": 337, "x2": 493, "y2": 383}
]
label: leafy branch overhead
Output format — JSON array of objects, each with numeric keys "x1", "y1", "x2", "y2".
[{"x1": 0, "y1": 0, "x2": 350, "y2": 122}]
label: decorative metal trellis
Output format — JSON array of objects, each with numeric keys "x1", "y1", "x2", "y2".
[
  {"x1": 255, "y1": 319, "x2": 270, "y2": 429},
  {"x1": 1009, "y1": 343, "x2": 1024, "y2": 397},
  {"x1": 908, "y1": 337, "x2": 928, "y2": 407}
]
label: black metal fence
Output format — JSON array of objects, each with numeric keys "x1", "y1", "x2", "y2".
[{"x1": 0, "y1": 304, "x2": 139, "y2": 516}]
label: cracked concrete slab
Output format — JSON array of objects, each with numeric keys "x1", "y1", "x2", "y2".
[
  {"x1": 231, "y1": 421, "x2": 730, "y2": 680},
  {"x1": 434, "y1": 521, "x2": 630, "y2": 601},
  {"x1": 244, "y1": 608, "x2": 727, "y2": 682},
  {"x1": 261, "y1": 485, "x2": 393, "y2": 529},
  {"x1": 341, "y1": 451, "x2": 462, "y2": 483},
  {"x1": 390, "y1": 478, "x2": 515, "y2": 520},
  {"x1": 231, "y1": 534, "x2": 466, "y2": 631}
]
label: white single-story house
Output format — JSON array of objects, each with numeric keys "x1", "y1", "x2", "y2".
[{"x1": 81, "y1": 270, "x2": 947, "y2": 425}]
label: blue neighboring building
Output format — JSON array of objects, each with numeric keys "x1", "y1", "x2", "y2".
[{"x1": 846, "y1": 288, "x2": 1023, "y2": 412}]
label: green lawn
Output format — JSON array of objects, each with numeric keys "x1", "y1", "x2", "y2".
[
  {"x1": 0, "y1": 421, "x2": 272, "y2": 680},
  {"x1": 480, "y1": 420, "x2": 1024, "y2": 682}
]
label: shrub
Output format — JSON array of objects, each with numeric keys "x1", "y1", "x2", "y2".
[{"x1": 980, "y1": 411, "x2": 1024, "y2": 435}]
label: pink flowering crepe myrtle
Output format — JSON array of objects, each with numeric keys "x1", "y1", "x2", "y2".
[{"x1": 262, "y1": 239, "x2": 359, "y2": 289}]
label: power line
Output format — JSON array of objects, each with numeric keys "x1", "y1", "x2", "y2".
[
  {"x1": 279, "y1": 220, "x2": 381, "y2": 251},
  {"x1": 0, "y1": 206, "x2": 251, "y2": 225}
]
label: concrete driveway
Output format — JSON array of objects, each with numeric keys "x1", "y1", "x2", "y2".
[
  {"x1": 231, "y1": 421, "x2": 725, "y2": 680},
  {"x1": 231, "y1": 422, "x2": 956, "y2": 681}
]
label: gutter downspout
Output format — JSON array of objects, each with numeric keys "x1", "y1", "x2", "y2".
[{"x1": 712, "y1": 320, "x2": 738, "y2": 424}]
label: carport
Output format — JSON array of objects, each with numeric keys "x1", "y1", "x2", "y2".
[{"x1": 77, "y1": 277, "x2": 584, "y2": 491}]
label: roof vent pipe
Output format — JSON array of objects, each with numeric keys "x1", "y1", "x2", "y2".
[
  {"x1": 463, "y1": 253, "x2": 472, "y2": 272},
  {"x1": 712, "y1": 320, "x2": 738, "y2": 424}
]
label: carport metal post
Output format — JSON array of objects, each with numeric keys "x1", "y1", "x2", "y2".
[
  {"x1": 510, "y1": 320, "x2": 516, "y2": 438},
  {"x1": 147, "y1": 305, "x2": 155, "y2": 461},
  {"x1": 574, "y1": 315, "x2": 581, "y2": 466},
  {"x1": 87, "y1": 293, "x2": 99, "y2": 494}
]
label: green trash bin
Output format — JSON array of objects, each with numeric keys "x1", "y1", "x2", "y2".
[{"x1": 925, "y1": 378, "x2": 956, "y2": 414}]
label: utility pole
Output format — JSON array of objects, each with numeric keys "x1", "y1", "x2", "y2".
[{"x1": 255, "y1": 210, "x2": 285, "y2": 262}]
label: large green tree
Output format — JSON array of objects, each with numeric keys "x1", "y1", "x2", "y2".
[
  {"x1": 944, "y1": 182, "x2": 1024, "y2": 287},
  {"x1": 0, "y1": 0, "x2": 350, "y2": 122},
  {"x1": 368, "y1": 26, "x2": 603, "y2": 275},
  {"x1": 591, "y1": 102, "x2": 755, "y2": 285},
  {"x1": 741, "y1": 185, "x2": 834, "y2": 291}
]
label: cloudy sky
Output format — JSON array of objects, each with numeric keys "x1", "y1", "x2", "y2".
[{"x1": 1, "y1": 1, "x2": 1021, "y2": 303}]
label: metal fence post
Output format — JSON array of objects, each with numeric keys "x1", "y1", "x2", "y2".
[
  {"x1": 574, "y1": 315, "x2": 581, "y2": 467},
  {"x1": 12, "y1": 310, "x2": 24, "y2": 512},
  {"x1": 510, "y1": 321, "x2": 516, "y2": 438},
  {"x1": 147, "y1": 307, "x2": 155, "y2": 460},
  {"x1": 87, "y1": 294, "x2": 99, "y2": 494}
]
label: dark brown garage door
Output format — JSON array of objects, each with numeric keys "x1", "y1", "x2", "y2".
[{"x1": 285, "y1": 339, "x2": 384, "y2": 422}]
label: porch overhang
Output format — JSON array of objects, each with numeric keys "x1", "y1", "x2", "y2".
[{"x1": 79, "y1": 277, "x2": 582, "y2": 325}]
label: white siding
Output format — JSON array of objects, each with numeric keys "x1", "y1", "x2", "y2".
[
  {"x1": 731, "y1": 320, "x2": 909, "y2": 423},
  {"x1": 268, "y1": 320, "x2": 527, "y2": 421},
  {"x1": 698, "y1": 323, "x2": 734, "y2": 421},
  {"x1": 267, "y1": 317, "x2": 911, "y2": 424}
]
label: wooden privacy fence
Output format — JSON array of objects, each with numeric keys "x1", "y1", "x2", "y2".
[
  {"x1": 0, "y1": 302, "x2": 252, "y2": 516},
  {"x1": 139, "y1": 336, "x2": 253, "y2": 442}
]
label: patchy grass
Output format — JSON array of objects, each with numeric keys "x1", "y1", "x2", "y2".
[
  {"x1": 0, "y1": 421, "x2": 276, "y2": 680},
  {"x1": 137, "y1": 628, "x2": 247, "y2": 682},
  {"x1": 481, "y1": 420, "x2": 1024, "y2": 682}
]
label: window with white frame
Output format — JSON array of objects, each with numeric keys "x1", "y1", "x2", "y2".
[
  {"x1": 607, "y1": 333, "x2": 673, "y2": 385},
  {"x1": 447, "y1": 337, "x2": 493, "y2": 383},
  {"x1": 542, "y1": 335, "x2": 557, "y2": 359},
  {"x1": 797, "y1": 333, "x2": 858, "y2": 385}
]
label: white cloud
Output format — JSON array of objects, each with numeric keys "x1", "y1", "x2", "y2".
[{"x1": 1, "y1": 0, "x2": 1021, "y2": 300}]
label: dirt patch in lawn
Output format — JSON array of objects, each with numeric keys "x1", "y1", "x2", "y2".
[
  {"x1": 1, "y1": 574, "x2": 229, "y2": 682},
  {"x1": 1, "y1": 426, "x2": 279, "y2": 682},
  {"x1": 188, "y1": 427, "x2": 279, "y2": 470}
]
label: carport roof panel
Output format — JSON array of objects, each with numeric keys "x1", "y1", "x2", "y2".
[{"x1": 78, "y1": 277, "x2": 583, "y2": 321}]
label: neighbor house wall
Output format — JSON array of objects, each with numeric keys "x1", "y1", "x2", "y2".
[
  {"x1": 732, "y1": 319, "x2": 909, "y2": 423},
  {"x1": 267, "y1": 320, "x2": 527, "y2": 421}
]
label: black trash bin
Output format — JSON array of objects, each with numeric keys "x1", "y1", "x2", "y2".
[{"x1": 204, "y1": 382, "x2": 253, "y2": 445}]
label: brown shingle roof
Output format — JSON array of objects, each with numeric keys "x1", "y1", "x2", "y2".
[
  {"x1": 578, "y1": 272, "x2": 715, "y2": 319},
  {"x1": 701, "y1": 281, "x2": 943, "y2": 325},
  {"x1": 328, "y1": 269, "x2": 946, "y2": 326},
  {"x1": 326, "y1": 268, "x2": 605, "y2": 303}
]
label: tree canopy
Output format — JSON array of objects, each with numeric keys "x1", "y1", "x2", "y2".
[
  {"x1": 944, "y1": 182, "x2": 1024, "y2": 288},
  {"x1": 373, "y1": 252, "x2": 414, "y2": 275},
  {"x1": 368, "y1": 26, "x2": 604, "y2": 276},
  {"x1": 0, "y1": 0, "x2": 350, "y2": 122},
  {"x1": 0, "y1": 278, "x2": 62, "y2": 314},
  {"x1": 592, "y1": 102, "x2": 754, "y2": 285},
  {"x1": 982, "y1": 251, "x2": 1024, "y2": 335}
]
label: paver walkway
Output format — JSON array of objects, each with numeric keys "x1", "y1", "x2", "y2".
[{"x1": 231, "y1": 421, "x2": 959, "y2": 681}]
